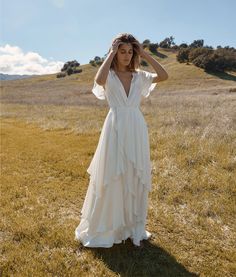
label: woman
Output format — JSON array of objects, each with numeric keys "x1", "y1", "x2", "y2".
[{"x1": 75, "y1": 33, "x2": 168, "y2": 248}]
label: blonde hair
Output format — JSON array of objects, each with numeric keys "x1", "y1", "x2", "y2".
[{"x1": 108, "y1": 33, "x2": 141, "y2": 72}]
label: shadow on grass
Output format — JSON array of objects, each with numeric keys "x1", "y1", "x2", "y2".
[
  {"x1": 153, "y1": 50, "x2": 168, "y2": 59},
  {"x1": 206, "y1": 70, "x2": 236, "y2": 82},
  {"x1": 77, "y1": 238, "x2": 199, "y2": 276}
]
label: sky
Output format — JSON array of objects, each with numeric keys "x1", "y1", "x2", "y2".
[{"x1": 1, "y1": 0, "x2": 235, "y2": 75}]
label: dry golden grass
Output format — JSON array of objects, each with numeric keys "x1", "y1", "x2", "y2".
[{"x1": 1, "y1": 49, "x2": 236, "y2": 276}]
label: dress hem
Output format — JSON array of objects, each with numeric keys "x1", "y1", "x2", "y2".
[{"x1": 74, "y1": 219, "x2": 152, "y2": 248}]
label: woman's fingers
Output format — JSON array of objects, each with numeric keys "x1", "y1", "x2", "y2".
[{"x1": 111, "y1": 39, "x2": 123, "y2": 54}]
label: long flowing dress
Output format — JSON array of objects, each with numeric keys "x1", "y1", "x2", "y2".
[{"x1": 74, "y1": 68, "x2": 157, "y2": 248}]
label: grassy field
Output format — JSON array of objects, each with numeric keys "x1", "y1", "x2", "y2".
[{"x1": 1, "y1": 49, "x2": 236, "y2": 276}]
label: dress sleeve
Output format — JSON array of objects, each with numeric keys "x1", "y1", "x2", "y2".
[
  {"x1": 140, "y1": 70, "x2": 158, "y2": 98},
  {"x1": 91, "y1": 71, "x2": 110, "y2": 100}
]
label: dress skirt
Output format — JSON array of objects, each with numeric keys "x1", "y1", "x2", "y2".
[
  {"x1": 74, "y1": 107, "x2": 152, "y2": 248},
  {"x1": 74, "y1": 157, "x2": 151, "y2": 248}
]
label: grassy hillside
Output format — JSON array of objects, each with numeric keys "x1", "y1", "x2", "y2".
[
  {"x1": 1, "y1": 48, "x2": 236, "y2": 106},
  {"x1": 1, "y1": 48, "x2": 236, "y2": 276}
]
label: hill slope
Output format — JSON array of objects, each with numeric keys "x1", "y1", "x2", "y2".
[{"x1": 1, "y1": 48, "x2": 236, "y2": 106}]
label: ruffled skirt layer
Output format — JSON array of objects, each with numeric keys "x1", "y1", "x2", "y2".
[
  {"x1": 74, "y1": 108, "x2": 152, "y2": 248},
  {"x1": 74, "y1": 159, "x2": 151, "y2": 248}
]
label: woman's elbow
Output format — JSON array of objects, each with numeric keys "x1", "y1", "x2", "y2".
[
  {"x1": 95, "y1": 78, "x2": 105, "y2": 86},
  {"x1": 161, "y1": 72, "x2": 169, "y2": 81}
]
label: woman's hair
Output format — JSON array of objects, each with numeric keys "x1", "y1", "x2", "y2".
[{"x1": 108, "y1": 33, "x2": 141, "y2": 72}]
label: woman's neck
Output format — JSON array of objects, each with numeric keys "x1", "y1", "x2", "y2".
[{"x1": 116, "y1": 65, "x2": 128, "y2": 72}]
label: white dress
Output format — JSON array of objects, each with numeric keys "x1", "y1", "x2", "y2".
[{"x1": 74, "y1": 68, "x2": 157, "y2": 247}]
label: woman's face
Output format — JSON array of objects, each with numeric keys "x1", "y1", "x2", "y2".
[{"x1": 116, "y1": 43, "x2": 133, "y2": 67}]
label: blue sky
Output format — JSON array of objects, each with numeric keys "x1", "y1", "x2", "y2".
[{"x1": 1, "y1": 0, "x2": 235, "y2": 75}]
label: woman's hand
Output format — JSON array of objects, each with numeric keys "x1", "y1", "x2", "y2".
[
  {"x1": 110, "y1": 39, "x2": 122, "y2": 55},
  {"x1": 132, "y1": 41, "x2": 145, "y2": 58}
]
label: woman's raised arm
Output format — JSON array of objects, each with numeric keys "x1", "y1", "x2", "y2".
[
  {"x1": 94, "y1": 40, "x2": 121, "y2": 87},
  {"x1": 133, "y1": 41, "x2": 169, "y2": 82}
]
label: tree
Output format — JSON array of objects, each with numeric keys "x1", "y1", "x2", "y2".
[
  {"x1": 189, "y1": 39, "x2": 204, "y2": 48},
  {"x1": 176, "y1": 48, "x2": 191, "y2": 63},
  {"x1": 142, "y1": 39, "x2": 151, "y2": 44},
  {"x1": 94, "y1": 56, "x2": 101, "y2": 62},
  {"x1": 177, "y1": 45, "x2": 236, "y2": 72},
  {"x1": 179, "y1": 43, "x2": 188, "y2": 48},
  {"x1": 148, "y1": 43, "x2": 159, "y2": 53},
  {"x1": 58, "y1": 59, "x2": 82, "y2": 77},
  {"x1": 159, "y1": 36, "x2": 175, "y2": 48},
  {"x1": 188, "y1": 47, "x2": 213, "y2": 62}
]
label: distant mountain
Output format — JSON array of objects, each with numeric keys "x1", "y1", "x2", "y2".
[{"x1": 0, "y1": 73, "x2": 38, "y2": 81}]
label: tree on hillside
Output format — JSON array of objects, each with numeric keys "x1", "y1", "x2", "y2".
[
  {"x1": 176, "y1": 48, "x2": 191, "y2": 63},
  {"x1": 179, "y1": 43, "x2": 188, "y2": 48},
  {"x1": 148, "y1": 43, "x2": 159, "y2": 53},
  {"x1": 189, "y1": 39, "x2": 204, "y2": 48},
  {"x1": 142, "y1": 39, "x2": 151, "y2": 49},
  {"x1": 176, "y1": 45, "x2": 236, "y2": 72},
  {"x1": 143, "y1": 39, "x2": 151, "y2": 44},
  {"x1": 188, "y1": 48, "x2": 213, "y2": 62},
  {"x1": 89, "y1": 55, "x2": 105, "y2": 67},
  {"x1": 94, "y1": 56, "x2": 101, "y2": 62},
  {"x1": 57, "y1": 60, "x2": 82, "y2": 78},
  {"x1": 203, "y1": 45, "x2": 214, "y2": 50},
  {"x1": 159, "y1": 36, "x2": 175, "y2": 48}
]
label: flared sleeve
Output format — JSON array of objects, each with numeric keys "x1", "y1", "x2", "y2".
[
  {"x1": 91, "y1": 70, "x2": 110, "y2": 100},
  {"x1": 140, "y1": 70, "x2": 158, "y2": 98}
]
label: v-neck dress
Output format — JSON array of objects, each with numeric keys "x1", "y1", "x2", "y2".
[{"x1": 74, "y1": 68, "x2": 157, "y2": 248}]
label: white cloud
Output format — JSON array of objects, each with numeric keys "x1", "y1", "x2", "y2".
[{"x1": 0, "y1": 44, "x2": 64, "y2": 75}]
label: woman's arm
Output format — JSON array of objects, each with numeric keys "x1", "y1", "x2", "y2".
[
  {"x1": 133, "y1": 41, "x2": 169, "y2": 82},
  {"x1": 94, "y1": 51, "x2": 116, "y2": 87},
  {"x1": 141, "y1": 51, "x2": 169, "y2": 82},
  {"x1": 141, "y1": 51, "x2": 168, "y2": 83}
]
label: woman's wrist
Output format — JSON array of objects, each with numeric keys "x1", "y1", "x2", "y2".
[{"x1": 109, "y1": 49, "x2": 116, "y2": 56}]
